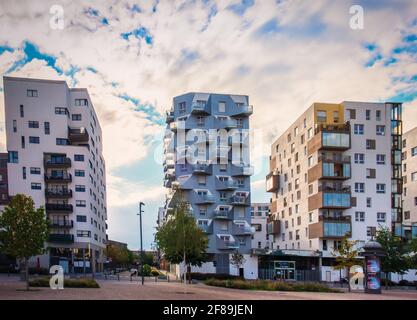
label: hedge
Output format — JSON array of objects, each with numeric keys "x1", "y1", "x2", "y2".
[{"x1": 29, "y1": 277, "x2": 100, "y2": 288}]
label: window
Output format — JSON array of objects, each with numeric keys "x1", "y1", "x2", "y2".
[
  {"x1": 218, "y1": 102, "x2": 226, "y2": 113},
  {"x1": 308, "y1": 156, "x2": 313, "y2": 167},
  {"x1": 29, "y1": 136, "x2": 40, "y2": 144},
  {"x1": 44, "y1": 122, "x2": 50, "y2": 135},
  {"x1": 307, "y1": 128, "x2": 313, "y2": 139},
  {"x1": 179, "y1": 102, "x2": 186, "y2": 113},
  {"x1": 30, "y1": 167, "x2": 41, "y2": 175},
  {"x1": 354, "y1": 153, "x2": 364, "y2": 164},
  {"x1": 75, "y1": 185, "x2": 86, "y2": 192},
  {"x1": 294, "y1": 127, "x2": 299, "y2": 136},
  {"x1": 55, "y1": 107, "x2": 68, "y2": 115},
  {"x1": 415, "y1": 197, "x2": 417, "y2": 206},
  {"x1": 27, "y1": 89, "x2": 38, "y2": 97},
  {"x1": 317, "y1": 110, "x2": 327, "y2": 122},
  {"x1": 77, "y1": 230, "x2": 91, "y2": 238},
  {"x1": 323, "y1": 240, "x2": 327, "y2": 251},
  {"x1": 31, "y1": 183, "x2": 41, "y2": 190},
  {"x1": 366, "y1": 109, "x2": 371, "y2": 120},
  {"x1": 405, "y1": 211, "x2": 410, "y2": 220},
  {"x1": 74, "y1": 154, "x2": 84, "y2": 162},
  {"x1": 411, "y1": 172, "x2": 417, "y2": 182},
  {"x1": 366, "y1": 168, "x2": 376, "y2": 179},
  {"x1": 366, "y1": 139, "x2": 376, "y2": 150},
  {"x1": 333, "y1": 111, "x2": 339, "y2": 122},
  {"x1": 376, "y1": 110, "x2": 381, "y2": 121},
  {"x1": 366, "y1": 197, "x2": 372, "y2": 208},
  {"x1": 76, "y1": 200, "x2": 86, "y2": 207},
  {"x1": 75, "y1": 170, "x2": 85, "y2": 177},
  {"x1": 22, "y1": 167, "x2": 26, "y2": 180},
  {"x1": 367, "y1": 227, "x2": 376, "y2": 237},
  {"x1": 20, "y1": 105, "x2": 24, "y2": 117},
  {"x1": 412, "y1": 147, "x2": 417, "y2": 157},
  {"x1": 13, "y1": 120, "x2": 17, "y2": 132},
  {"x1": 28, "y1": 121, "x2": 39, "y2": 128},
  {"x1": 21, "y1": 136, "x2": 25, "y2": 148},
  {"x1": 355, "y1": 212, "x2": 365, "y2": 222},
  {"x1": 77, "y1": 215, "x2": 87, "y2": 222},
  {"x1": 354, "y1": 124, "x2": 364, "y2": 135},
  {"x1": 376, "y1": 125, "x2": 385, "y2": 136},
  {"x1": 377, "y1": 212, "x2": 386, "y2": 223},
  {"x1": 376, "y1": 154, "x2": 386, "y2": 165},
  {"x1": 72, "y1": 114, "x2": 82, "y2": 121},
  {"x1": 355, "y1": 183, "x2": 365, "y2": 193},
  {"x1": 376, "y1": 183, "x2": 386, "y2": 194},
  {"x1": 8, "y1": 151, "x2": 18, "y2": 163},
  {"x1": 347, "y1": 109, "x2": 356, "y2": 119},
  {"x1": 56, "y1": 138, "x2": 68, "y2": 145},
  {"x1": 75, "y1": 99, "x2": 88, "y2": 106}
]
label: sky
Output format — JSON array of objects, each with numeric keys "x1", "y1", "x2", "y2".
[{"x1": 0, "y1": 0, "x2": 417, "y2": 250}]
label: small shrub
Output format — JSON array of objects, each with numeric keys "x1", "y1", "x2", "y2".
[
  {"x1": 28, "y1": 267, "x2": 49, "y2": 275},
  {"x1": 204, "y1": 279, "x2": 341, "y2": 293},
  {"x1": 29, "y1": 277, "x2": 99, "y2": 288},
  {"x1": 151, "y1": 267, "x2": 160, "y2": 277},
  {"x1": 190, "y1": 272, "x2": 242, "y2": 281},
  {"x1": 381, "y1": 278, "x2": 396, "y2": 287}
]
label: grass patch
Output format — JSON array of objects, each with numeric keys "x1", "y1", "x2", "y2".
[
  {"x1": 29, "y1": 277, "x2": 100, "y2": 288},
  {"x1": 204, "y1": 279, "x2": 342, "y2": 293}
]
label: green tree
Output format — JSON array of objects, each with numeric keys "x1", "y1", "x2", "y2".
[
  {"x1": 332, "y1": 238, "x2": 361, "y2": 292},
  {"x1": 0, "y1": 194, "x2": 48, "y2": 290},
  {"x1": 107, "y1": 245, "x2": 130, "y2": 268},
  {"x1": 376, "y1": 227, "x2": 410, "y2": 289},
  {"x1": 155, "y1": 197, "x2": 209, "y2": 284},
  {"x1": 230, "y1": 251, "x2": 246, "y2": 277},
  {"x1": 408, "y1": 238, "x2": 417, "y2": 274}
]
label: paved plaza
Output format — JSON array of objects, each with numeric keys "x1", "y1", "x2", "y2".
[{"x1": 0, "y1": 276, "x2": 417, "y2": 300}]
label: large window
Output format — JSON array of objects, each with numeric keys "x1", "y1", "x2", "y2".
[
  {"x1": 323, "y1": 192, "x2": 351, "y2": 207},
  {"x1": 28, "y1": 121, "x2": 39, "y2": 128},
  {"x1": 29, "y1": 136, "x2": 40, "y2": 144},
  {"x1": 355, "y1": 183, "x2": 365, "y2": 193},
  {"x1": 412, "y1": 147, "x2": 417, "y2": 157},
  {"x1": 55, "y1": 107, "x2": 68, "y2": 115},
  {"x1": 354, "y1": 153, "x2": 364, "y2": 164},
  {"x1": 72, "y1": 114, "x2": 82, "y2": 121},
  {"x1": 74, "y1": 154, "x2": 84, "y2": 162},
  {"x1": 322, "y1": 132, "x2": 349, "y2": 148},
  {"x1": 27, "y1": 89, "x2": 38, "y2": 97},
  {"x1": 75, "y1": 99, "x2": 88, "y2": 106},
  {"x1": 317, "y1": 110, "x2": 327, "y2": 122},
  {"x1": 376, "y1": 154, "x2": 386, "y2": 165},
  {"x1": 354, "y1": 124, "x2": 364, "y2": 135},
  {"x1": 323, "y1": 222, "x2": 350, "y2": 237}
]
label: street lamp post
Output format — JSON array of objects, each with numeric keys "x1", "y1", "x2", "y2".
[{"x1": 138, "y1": 202, "x2": 145, "y2": 285}]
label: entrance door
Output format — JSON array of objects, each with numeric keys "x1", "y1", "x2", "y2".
[
  {"x1": 274, "y1": 261, "x2": 296, "y2": 280},
  {"x1": 326, "y1": 271, "x2": 331, "y2": 282}
]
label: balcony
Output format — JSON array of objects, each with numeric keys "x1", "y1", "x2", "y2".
[
  {"x1": 44, "y1": 157, "x2": 71, "y2": 168},
  {"x1": 216, "y1": 118, "x2": 237, "y2": 130},
  {"x1": 308, "y1": 159, "x2": 351, "y2": 183},
  {"x1": 45, "y1": 203, "x2": 73, "y2": 213},
  {"x1": 49, "y1": 220, "x2": 74, "y2": 229},
  {"x1": 212, "y1": 209, "x2": 234, "y2": 220},
  {"x1": 230, "y1": 105, "x2": 253, "y2": 117},
  {"x1": 215, "y1": 178, "x2": 238, "y2": 190},
  {"x1": 267, "y1": 220, "x2": 281, "y2": 235},
  {"x1": 195, "y1": 193, "x2": 216, "y2": 204},
  {"x1": 229, "y1": 195, "x2": 249, "y2": 206},
  {"x1": 309, "y1": 216, "x2": 352, "y2": 239},
  {"x1": 266, "y1": 172, "x2": 280, "y2": 192},
  {"x1": 308, "y1": 190, "x2": 351, "y2": 211},
  {"x1": 307, "y1": 123, "x2": 351, "y2": 155},
  {"x1": 232, "y1": 224, "x2": 254, "y2": 236},
  {"x1": 45, "y1": 189, "x2": 73, "y2": 198},
  {"x1": 44, "y1": 173, "x2": 72, "y2": 183},
  {"x1": 192, "y1": 163, "x2": 212, "y2": 175},
  {"x1": 191, "y1": 102, "x2": 210, "y2": 115},
  {"x1": 166, "y1": 110, "x2": 174, "y2": 123},
  {"x1": 198, "y1": 223, "x2": 213, "y2": 234},
  {"x1": 231, "y1": 164, "x2": 253, "y2": 176},
  {"x1": 68, "y1": 127, "x2": 89, "y2": 143},
  {"x1": 216, "y1": 236, "x2": 239, "y2": 250},
  {"x1": 164, "y1": 169, "x2": 175, "y2": 180},
  {"x1": 48, "y1": 234, "x2": 74, "y2": 244}
]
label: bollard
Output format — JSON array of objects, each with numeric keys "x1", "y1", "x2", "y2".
[
  {"x1": 155, "y1": 276, "x2": 157, "y2": 283},
  {"x1": 168, "y1": 275, "x2": 170, "y2": 283},
  {"x1": 117, "y1": 274, "x2": 120, "y2": 281}
]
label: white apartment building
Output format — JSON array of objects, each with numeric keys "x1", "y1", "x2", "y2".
[
  {"x1": 265, "y1": 101, "x2": 402, "y2": 281},
  {"x1": 402, "y1": 127, "x2": 417, "y2": 239},
  {"x1": 251, "y1": 203, "x2": 270, "y2": 253},
  {"x1": 3, "y1": 76, "x2": 108, "y2": 273}
]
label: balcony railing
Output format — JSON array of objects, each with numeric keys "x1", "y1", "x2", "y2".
[
  {"x1": 44, "y1": 173, "x2": 72, "y2": 182},
  {"x1": 48, "y1": 234, "x2": 74, "y2": 243},
  {"x1": 229, "y1": 195, "x2": 249, "y2": 206},
  {"x1": 68, "y1": 127, "x2": 89, "y2": 143},
  {"x1": 215, "y1": 178, "x2": 238, "y2": 190},
  {"x1": 230, "y1": 105, "x2": 253, "y2": 117},
  {"x1": 231, "y1": 165, "x2": 253, "y2": 176},
  {"x1": 49, "y1": 220, "x2": 74, "y2": 229},
  {"x1": 315, "y1": 122, "x2": 350, "y2": 135},
  {"x1": 216, "y1": 237, "x2": 239, "y2": 250},
  {"x1": 198, "y1": 223, "x2": 213, "y2": 234},
  {"x1": 195, "y1": 193, "x2": 216, "y2": 204},
  {"x1": 192, "y1": 164, "x2": 212, "y2": 175},
  {"x1": 45, "y1": 189, "x2": 73, "y2": 198},
  {"x1": 191, "y1": 102, "x2": 210, "y2": 114},
  {"x1": 212, "y1": 209, "x2": 234, "y2": 220},
  {"x1": 308, "y1": 220, "x2": 352, "y2": 239},
  {"x1": 232, "y1": 224, "x2": 253, "y2": 235},
  {"x1": 45, "y1": 203, "x2": 73, "y2": 213},
  {"x1": 44, "y1": 157, "x2": 72, "y2": 168},
  {"x1": 216, "y1": 118, "x2": 237, "y2": 129}
]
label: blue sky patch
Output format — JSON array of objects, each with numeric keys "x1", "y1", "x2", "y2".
[
  {"x1": 121, "y1": 27, "x2": 153, "y2": 45},
  {"x1": 257, "y1": 18, "x2": 280, "y2": 35},
  {"x1": 118, "y1": 94, "x2": 164, "y2": 125},
  {"x1": 227, "y1": 0, "x2": 255, "y2": 16},
  {"x1": 0, "y1": 45, "x2": 14, "y2": 55}
]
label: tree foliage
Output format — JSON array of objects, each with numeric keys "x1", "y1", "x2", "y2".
[
  {"x1": 0, "y1": 194, "x2": 48, "y2": 290},
  {"x1": 106, "y1": 245, "x2": 131, "y2": 267},
  {"x1": 230, "y1": 251, "x2": 246, "y2": 270},
  {"x1": 333, "y1": 237, "x2": 361, "y2": 292},
  {"x1": 376, "y1": 227, "x2": 409, "y2": 275},
  {"x1": 155, "y1": 198, "x2": 209, "y2": 271}
]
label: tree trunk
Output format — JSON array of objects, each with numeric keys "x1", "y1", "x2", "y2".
[
  {"x1": 385, "y1": 272, "x2": 389, "y2": 291},
  {"x1": 347, "y1": 267, "x2": 351, "y2": 292},
  {"x1": 25, "y1": 257, "x2": 29, "y2": 291},
  {"x1": 188, "y1": 264, "x2": 192, "y2": 284}
]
